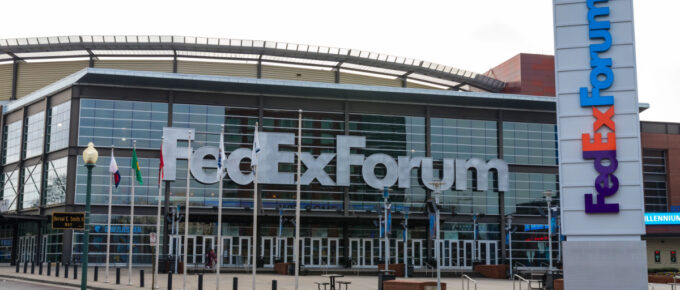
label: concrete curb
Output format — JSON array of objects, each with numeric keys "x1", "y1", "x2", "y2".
[{"x1": 0, "y1": 274, "x2": 116, "y2": 290}]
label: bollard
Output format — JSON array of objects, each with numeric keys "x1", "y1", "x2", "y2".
[
  {"x1": 39, "y1": 262, "x2": 43, "y2": 275},
  {"x1": 64, "y1": 263, "x2": 69, "y2": 278},
  {"x1": 140, "y1": 269, "x2": 145, "y2": 287},
  {"x1": 73, "y1": 264, "x2": 77, "y2": 280},
  {"x1": 198, "y1": 273, "x2": 203, "y2": 290},
  {"x1": 233, "y1": 277, "x2": 238, "y2": 290},
  {"x1": 23, "y1": 261, "x2": 28, "y2": 273},
  {"x1": 56, "y1": 263, "x2": 60, "y2": 277},
  {"x1": 94, "y1": 266, "x2": 98, "y2": 281},
  {"x1": 47, "y1": 262, "x2": 51, "y2": 276},
  {"x1": 116, "y1": 268, "x2": 121, "y2": 285},
  {"x1": 272, "y1": 280, "x2": 277, "y2": 290},
  {"x1": 15, "y1": 261, "x2": 19, "y2": 273},
  {"x1": 31, "y1": 262, "x2": 35, "y2": 274},
  {"x1": 167, "y1": 271, "x2": 173, "y2": 290}
]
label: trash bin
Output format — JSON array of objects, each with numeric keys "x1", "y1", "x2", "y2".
[
  {"x1": 407, "y1": 264, "x2": 414, "y2": 277},
  {"x1": 287, "y1": 263, "x2": 295, "y2": 275},
  {"x1": 378, "y1": 272, "x2": 396, "y2": 290}
]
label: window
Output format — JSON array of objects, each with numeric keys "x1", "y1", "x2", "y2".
[
  {"x1": 47, "y1": 101, "x2": 71, "y2": 152},
  {"x1": 0, "y1": 170, "x2": 19, "y2": 212},
  {"x1": 2, "y1": 121, "x2": 22, "y2": 165},
  {"x1": 24, "y1": 112, "x2": 45, "y2": 159},
  {"x1": 672, "y1": 250, "x2": 677, "y2": 263},
  {"x1": 503, "y1": 122, "x2": 557, "y2": 165},
  {"x1": 45, "y1": 158, "x2": 68, "y2": 206},
  {"x1": 643, "y1": 150, "x2": 668, "y2": 212},
  {"x1": 655, "y1": 250, "x2": 661, "y2": 263},
  {"x1": 78, "y1": 99, "x2": 167, "y2": 149},
  {"x1": 22, "y1": 164, "x2": 42, "y2": 210}
]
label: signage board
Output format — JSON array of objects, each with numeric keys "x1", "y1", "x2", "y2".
[
  {"x1": 52, "y1": 212, "x2": 85, "y2": 230},
  {"x1": 645, "y1": 213, "x2": 680, "y2": 225},
  {"x1": 553, "y1": 0, "x2": 648, "y2": 288}
]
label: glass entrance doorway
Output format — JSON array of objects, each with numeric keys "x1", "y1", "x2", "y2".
[
  {"x1": 170, "y1": 235, "x2": 222, "y2": 268},
  {"x1": 349, "y1": 238, "x2": 375, "y2": 268},
  {"x1": 18, "y1": 235, "x2": 36, "y2": 263}
]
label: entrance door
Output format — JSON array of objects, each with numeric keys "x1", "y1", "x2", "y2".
[
  {"x1": 411, "y1": 239, "x2": 423, "y2": 268},
  {"x1": 462, "y1": 240, "x2": 474, "y2": 268},
  {"x1": 203, "y1": 236, "x2": 215, "y2": 266},
  {"x1": 241, "y1": 237, "x2": 252, "y2": 266},
  {"x1": 349, "y1": 238, "x2": 360, "y2": 267},
  {"x1": 327, "y1": 238, "x2": 339, "y2": 267},
  {"x1": 261, "y1": 237, "x2": 275, "y2": 267},
  {"x1": 18, "y1": 236, "x2": 35, "y2": 263},
  {"x1": 478, "y1": 240, "x2": 498, "y2": 265},
  {"x1": 220, "y1": 236, "x2": 232, "y2": 266},
  {"x1": 310, "y1": 238, "x2": 322, "y2": 267},
  {"x1": 276, "y1": 237, "x2": 288, "y2": 263},
  {"x1": 363, "y1": 239, "x2": 374, "y2": 267}
]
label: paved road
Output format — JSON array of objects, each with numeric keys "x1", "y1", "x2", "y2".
[{"x1": 0, "y1": 278, "x2": 76, "y2": 290}]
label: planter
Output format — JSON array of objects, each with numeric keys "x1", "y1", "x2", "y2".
[{"x1": 474, "y1": 264, "x2": 508, "y2": 279}]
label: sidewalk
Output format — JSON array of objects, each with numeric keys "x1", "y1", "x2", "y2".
[{"x1": 0, "y1": 265, "x2": 671, "y2": 290}]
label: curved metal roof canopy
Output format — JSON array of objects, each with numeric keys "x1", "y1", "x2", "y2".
[{"x1": 0, "y1": 35, "x2": 506, "y2": 92}]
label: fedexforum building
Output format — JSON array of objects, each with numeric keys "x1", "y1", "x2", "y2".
[{"x1": 0, "y1": 33, "x2": 675, "y2": 279}]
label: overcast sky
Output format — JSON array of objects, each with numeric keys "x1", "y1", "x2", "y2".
[{"x1": 1, "y1": 0, "x2": 677, "y2": 122}]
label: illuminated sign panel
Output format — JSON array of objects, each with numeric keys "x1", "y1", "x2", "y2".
[{"x1": 645, "y1": 213, "x2": 680, "y2": 225}]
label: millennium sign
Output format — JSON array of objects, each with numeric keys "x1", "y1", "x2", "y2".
[{"x1": 161, "y1": 128, "x2": 509, "y2": 192}]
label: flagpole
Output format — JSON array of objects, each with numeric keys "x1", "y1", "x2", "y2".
[
  {"x1": 154, "y1": 137, "x2": 164, "y2": 289},
  {"x1": 294, "y1": 110, "x2": 302, "y2": 290},
  {"x1": 106, "y1": 146, "x2": 113, "y2": 283},
  {"x1": 216, "y1": 125, "x2": 225, "y2": 290},
  {"x1": 129, "y1": 140, "x2": 136, "y2": 286},
  {"x1": 252, "y1": 122, "x2": 259, "y2": 290},
  {"x1": 184, "y1": 131, "x2": 192, "y2": 290}
]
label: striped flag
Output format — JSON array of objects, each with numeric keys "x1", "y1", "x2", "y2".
[
  {"x1": 217, "y1": 131, "x2": 226, "y2": 179},
  {"x1": 251, "y1": 125, "x2": 261, "y2": 168},
  {"x1": 109, "y1": 151, "x2": 121, "y2": 188},
  {"x1": 131, "y1": 147, "x2": 143, "y2": 184},
  {"x1": 159, "y1": 144, "x2": 164, "y2": 185}
]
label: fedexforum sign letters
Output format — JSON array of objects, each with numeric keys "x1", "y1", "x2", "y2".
[{"x1": 161, "y1": 128, "x2": 509, "y2": 192}]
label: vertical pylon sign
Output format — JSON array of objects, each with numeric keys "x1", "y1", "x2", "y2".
[{"x1": 552, "y1": 0, "x2": 647, "y2": 289}]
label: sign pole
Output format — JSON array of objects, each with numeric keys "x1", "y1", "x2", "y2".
[
  {"x1": 81, "y1": 152, "x2": 96, "y2": 290},
  {"x1": 105, "y1": 146, "x2": 113, "y2": 283},
  {"x1": 252, "y1": 122, "x2": 259, "y2": 290},
  {"x1": 216, "y1": 125, "x2": 225, "y2": 290},
  {"x1": 128, "y1": 140, "x2": 136, "y2": 286},
  {"x1": 153, "y1": 138, "x2": 164, "y2": 289},
  {"x1": 294, "y1": 110, "x2": 302, "y2": 290},
  {"x1": 183, "y1": 132, "x2": 192, "y2": 290}
]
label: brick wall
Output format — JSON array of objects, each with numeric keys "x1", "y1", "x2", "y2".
[{"x1": 485, "y1": 53, "x2": 555, "y2": 96}]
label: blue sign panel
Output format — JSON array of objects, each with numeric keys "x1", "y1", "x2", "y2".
[{"x1": 645, "y1": 213, "x2": 680, "y2": 225}]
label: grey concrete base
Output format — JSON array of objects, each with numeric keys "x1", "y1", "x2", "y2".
[{"x1": 563, "y1": 240, "x2": 648, "y2": 290}]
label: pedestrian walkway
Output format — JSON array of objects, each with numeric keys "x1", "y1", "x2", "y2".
[{"x1": 0, "y1": 266, "x2": 673, "y2": 290}]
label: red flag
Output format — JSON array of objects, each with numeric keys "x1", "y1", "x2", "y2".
[{"x1": 158, "y1": 144, "x2": 164, "y2": 185}]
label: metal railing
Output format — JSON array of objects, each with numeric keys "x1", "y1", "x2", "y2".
[
  {"x1": 462, "y1": 274, "x2": 477, "y2": 290},
  {"x1": 513, "y1": 274, "x2": 542, "y2": 290}
]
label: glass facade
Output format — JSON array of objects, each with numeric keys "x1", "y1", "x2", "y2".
[
  {"x1": 643, "y1": 149, "x2": 668, "y2": 212},
  {"x1": 22, "y1": 164, "x2": 42, "y2": 210},
  {"x1": 503, "y1": 122, "x2": 557, "y2": 166},
  {"x1": 75, "y1": 156, "x2": 161, "y2": 205},
  {"x1": 1, "y1": 90, "x2": 565, "y2": 269},
  {"x1": 348, "y1": 113, "x2": 426, "y2": 213},
  {"x1": 505, "y1": 173, "x2": 559, "y2": 215},
  {"x1": 78, "y1": 99, "x2": 167, "y2": 149},
  {"x1": 44, "y1": 157, "x2": 68, "y2": 206},
  {"x1": 47, "y1": 101, "x2": 71, "y2": 152},
  {"x1": 72, "y1": 213, "x2": 158, "y2": 264},
  {"x1": 3, "y1": 121, "x2": 22, "y2": 165},
  {"x1": 23, "y1": 112, "x2": 45, "y2": 159},
  {"x1": 1, "y1": 170, "x2": 18, "y2": 212}
]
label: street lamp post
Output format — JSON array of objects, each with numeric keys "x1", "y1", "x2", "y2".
[
  {"x1": 430, "y1": 181, "x2": 445, "y2": 290},
  {"x1": 544, "y1": 190, "x2": 553, "y2": 270},
  {"x1": 506, "y1": 215, "x2": 513, "y2": 278},
  {"x1": 81, "y1": 142, "x2": 98, "y2": 290}
]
